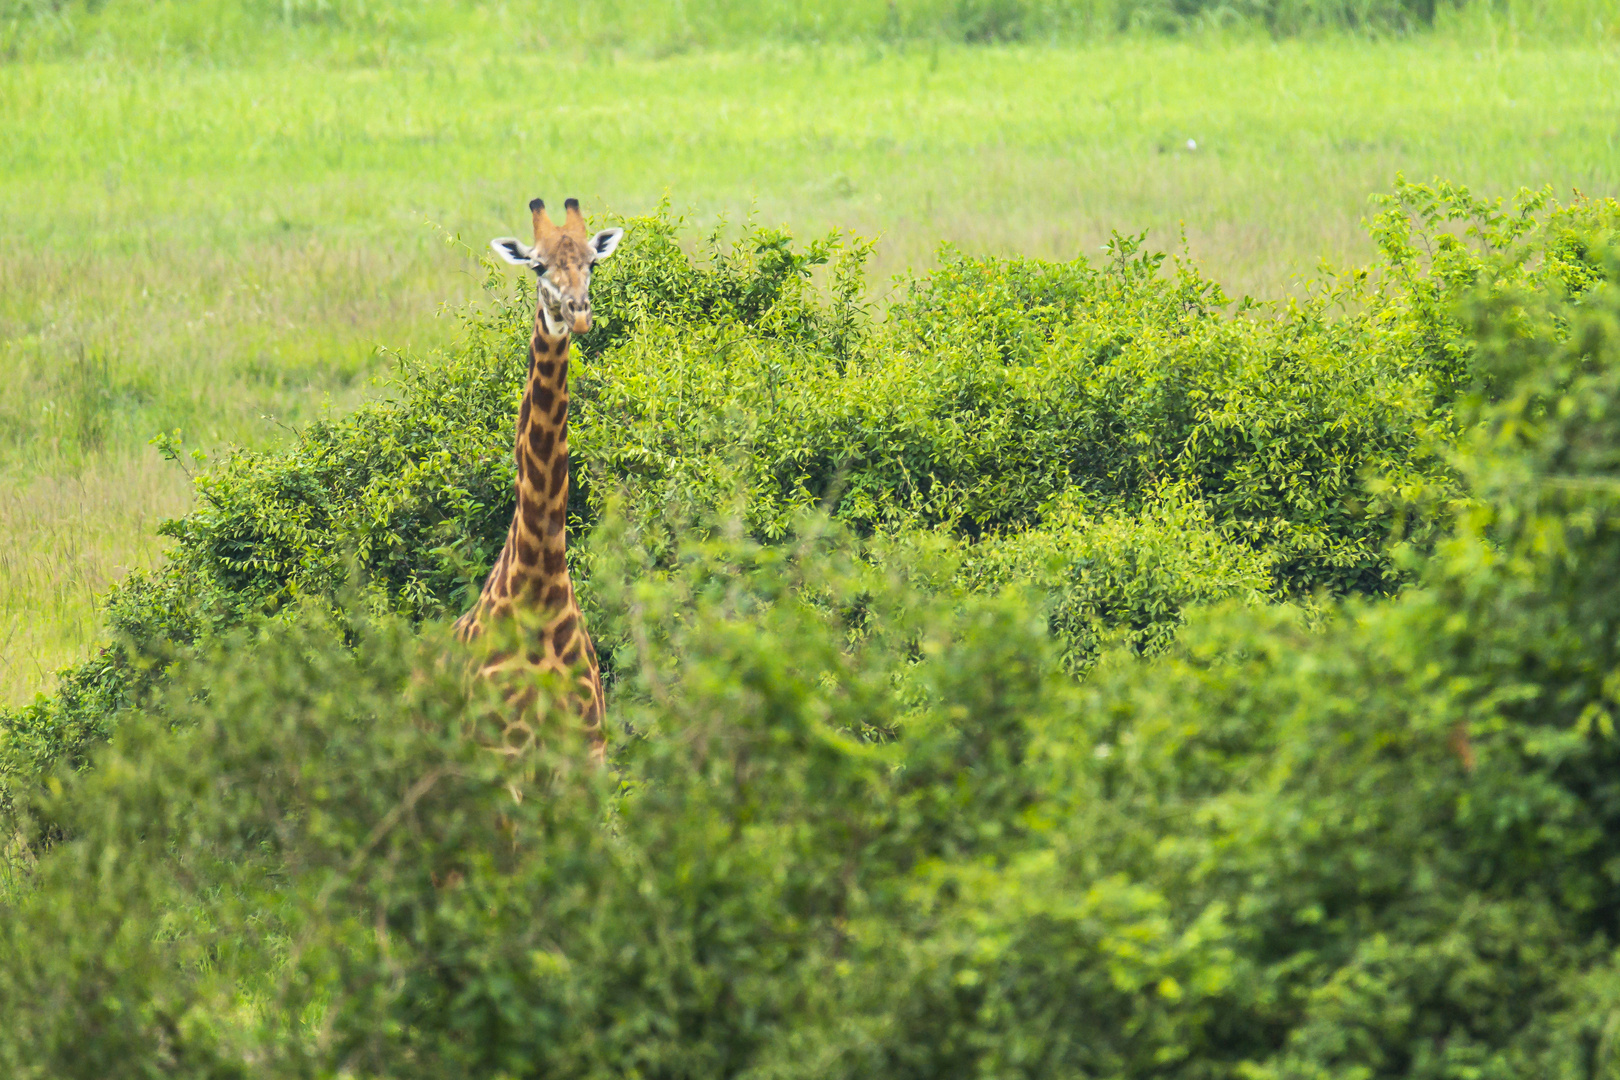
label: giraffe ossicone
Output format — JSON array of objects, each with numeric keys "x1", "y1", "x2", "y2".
[{"x1": 455, "y1": 196, "x2": 624, "y2": 766}]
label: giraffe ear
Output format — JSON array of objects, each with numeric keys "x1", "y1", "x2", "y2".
[
  {"x1": 491, "y1": 237, "x2": 540, "y2": 268},
  {"x1": 588, "y1": 228, "x2": 624, "y2": 261}
]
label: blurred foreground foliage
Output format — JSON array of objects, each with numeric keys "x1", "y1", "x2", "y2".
[{"x1": 5, "y1": 181, "x2": 1620, "y2": 1074}]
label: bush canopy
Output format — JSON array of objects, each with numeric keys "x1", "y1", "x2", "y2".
[{"x1": 4, "y1": 179, "x2": 1620, "y2": 1076}]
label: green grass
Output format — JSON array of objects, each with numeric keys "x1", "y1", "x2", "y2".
[
  {"x1": 5, "y1": 0, "x2": 1617, "y2": 59},
  {"x1": 3, "y1": 31, "x2": 1619, "y2": 700}
]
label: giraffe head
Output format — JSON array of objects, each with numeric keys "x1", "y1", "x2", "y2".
[{"x1": 491, "y1": 198, "x2": 624, "y2": 336}]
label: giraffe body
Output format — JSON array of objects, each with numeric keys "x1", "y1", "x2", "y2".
[{"x1": 455, "y1": 197, "x2": 623, "y2": 765}]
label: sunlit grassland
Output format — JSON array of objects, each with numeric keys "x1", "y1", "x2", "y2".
[{"x1": 2, "y1": 36, "x2": 1618, "y2": 701}]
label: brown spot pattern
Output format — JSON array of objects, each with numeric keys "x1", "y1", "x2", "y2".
[
  {"x1": 524, "y1": 426, "x2": 549, "y2": 463},
  {"x1": 520, "y1": 502, "x2": 545, "y2": 536},
  {"x1": 543, "y1": 546, "x2": 566, "y2": 576},
  {"x1": 514, "y1": 533, "x2": 538, "y2": 565},
  {"x1": 552, "y1": 613, "x2": 577, "y2": 655}
]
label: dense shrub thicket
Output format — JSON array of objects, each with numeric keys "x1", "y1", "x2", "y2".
[
  {"x1": 4, "y1": 181, "x2": 1620, "y2": 1075},
  {"x1": 2, "y1": 179, "x2": 1604, "y2": 795}
]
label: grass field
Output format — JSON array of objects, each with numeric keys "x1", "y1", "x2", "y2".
[{"x1": 3, "y1": 27, "x2": 1619, "y2": 700}]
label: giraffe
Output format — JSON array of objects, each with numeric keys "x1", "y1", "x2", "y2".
[{"x1": 454, "y1": 196, "x2": 623, "y2": 767}]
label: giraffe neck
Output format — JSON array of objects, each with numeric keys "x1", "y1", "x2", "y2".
[
  {"x1": 455, "y1": 304, "x2": 607, "y2": 765},
  {"x1": 480, "y1": 315, "x2": 575, "y2": 615}
]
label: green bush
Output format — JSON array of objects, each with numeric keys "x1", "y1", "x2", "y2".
[
  {"x1": 1061, "y1": 249, "x2": 1620, "y2": 1076},
  {"x1": 8, "y1": 233, "x2": 1620, "y2": 1074},
  {"x1": 8, "y1": 181, "x2": 1615, "y2": 810},
  {"x1": 958, "y1": 484, "x2": 1277, "y2": 672}
]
